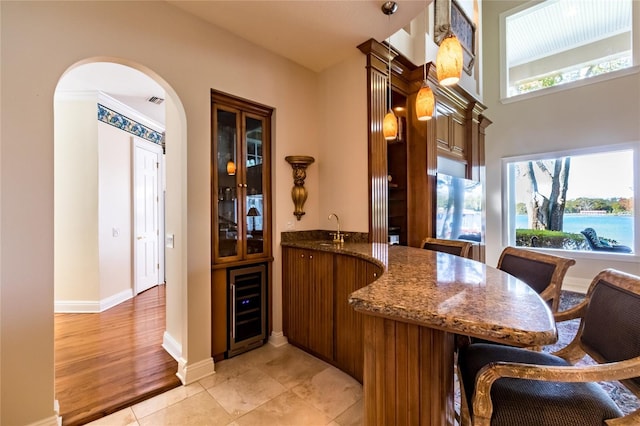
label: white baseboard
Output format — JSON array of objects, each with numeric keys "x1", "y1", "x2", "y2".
[
  {"x1": 176, "y1": 357, "x2": 215, "y2": 385},
  {"x1": 268, "y1": 331, "x2": 288, "y2": 347},
  {"x1": 26, "y1": 400, "x2": 60, "y2": 426},
  {"x1": 100, "y1": 289, "x2": 134, "y2": 311},
  {"x1": 162, "y1": 331, "x2": 182, "y2": 362},
  {"x1": 25, "y1": 416, "x2": 60, "y2": 426},
  {"x1": 54, "y1": 289, "x2": 133, "y2": 313},
  {"x1": 562, "y1": 276, "x2": 589, "y2": 294}
]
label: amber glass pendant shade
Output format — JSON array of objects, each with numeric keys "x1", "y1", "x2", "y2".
[
  {"x1": 226, "y1": 160, "x2": 236, "y2": 175},
  {"x1": 383, "y1": 109, "x2": 398, "y2": 140},
  {"x1": 415, "y1": 82, "x2": 434, "y2": 121},
  {"x1": 436, "y1": 35, "x2": 463, "y2": 86}
]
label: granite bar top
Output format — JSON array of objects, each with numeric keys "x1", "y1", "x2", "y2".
[{"x1": 281, "y1": 240, "x2": 557, "y2": 347}]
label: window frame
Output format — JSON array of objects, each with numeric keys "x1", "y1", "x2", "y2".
[
  {"x1": 498, "y1": 0, "x2": 640, "y2": 104},
  {"x1": 501, "y1": 142, "x2": 640, "y2": 262}
]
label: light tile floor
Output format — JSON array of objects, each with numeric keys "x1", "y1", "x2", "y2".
[{"x1": 87, "y1": 343, "x2": 364, "y2": 426}]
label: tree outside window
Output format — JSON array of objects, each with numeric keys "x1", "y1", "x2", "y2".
[{"x1": 507, "y1": 149, "x2": 635, "y2": 253}]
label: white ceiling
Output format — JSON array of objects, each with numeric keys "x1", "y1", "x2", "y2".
[
  {"x1": 56, "y1": 62, "x2": 167, "y2": 125},
  {"x1": 56, "y1": 0, "x2": 426, "y2": 126}
]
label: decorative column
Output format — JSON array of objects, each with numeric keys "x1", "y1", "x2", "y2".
[{"x1": 285, "y1": 155, "x2": 315, "y2": 220}]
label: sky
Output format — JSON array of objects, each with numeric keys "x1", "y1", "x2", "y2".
[
  {"x1": 565, "y1": 150, "x2": 633, "y2": 199},
  {"x1": 515, "y1": 149, "x2": 634, "y2": 201}
]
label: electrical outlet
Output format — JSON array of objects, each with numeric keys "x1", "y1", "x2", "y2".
[
  {"x1": 112, "y1": 227, "x2": 120, "y2": 237},
  {"x1": 286, "y1": 221, "x2": 294, "y2": 230},
  {"x1": 166, "y1": 234, "x2": 175, "y2": 248}
]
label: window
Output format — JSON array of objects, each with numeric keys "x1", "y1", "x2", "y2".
[
  {"x1": 501, "y1": 0, "x2": 633, "y2": 99},
  {"x1": 503, "y1": 145, "x2": 637, "y2": 255}
]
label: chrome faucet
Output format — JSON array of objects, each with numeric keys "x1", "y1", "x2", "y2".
[{"x1": 328, "y1": 213, "x2": 344, "y2": 243}]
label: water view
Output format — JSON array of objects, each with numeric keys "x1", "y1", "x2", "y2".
[{"x1": 516, "y1": 214, "x2": 633, "y2": 248}]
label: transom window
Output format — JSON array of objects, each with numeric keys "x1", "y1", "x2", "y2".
[
  {"x1": 501, "y1": 0, "x2": 633, "y2": 99},
  {"x1": 503, "y1": 145, "x2": 637, "y2": 255}
]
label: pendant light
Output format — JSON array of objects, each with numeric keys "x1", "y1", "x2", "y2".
[
  {"x1": 382, "y1": 1, "x2": 398, "y2": 141},
  {"x1": 415, "y1": 3, "x2": 435, "y2": 121},
  {"x1": 436, "y1": 33, "x2": 463, "y2": 86},
  {"x1": 226, "y1": 159, "x2": 236, "y2": 175}
]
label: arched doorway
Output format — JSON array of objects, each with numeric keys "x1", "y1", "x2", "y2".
[{"x1": 53, "y1": 59, "x2": 187, "y2": 422}]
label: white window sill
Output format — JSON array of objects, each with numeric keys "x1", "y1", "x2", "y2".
[{"x1": 522, "y1": 247, "x2": 639, "y2": 264}]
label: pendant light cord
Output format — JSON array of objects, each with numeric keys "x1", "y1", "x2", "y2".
[
  {"x1": 387, "y1": 16, "x2": 393, "y2": 112},
  {"x1": 423, "y1": 1, "x2": 428, "y2": 83}
]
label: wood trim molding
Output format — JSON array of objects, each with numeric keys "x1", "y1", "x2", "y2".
[{"x1": 358, "y1": 38, "x2": 490, "y2": 251}]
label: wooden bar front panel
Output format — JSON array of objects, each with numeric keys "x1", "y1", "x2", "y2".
[
  {"x1": 335, "y1": 255, "x2": 382, "y2": 381},
  {"x1": 363, "y1": 315, "x2": 456, "y2": 426}
]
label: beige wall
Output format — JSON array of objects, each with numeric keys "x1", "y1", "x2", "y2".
[
  {"x1": 0, "y1": 0, "x2": 371, "y2": 423},
  {"x1": 54, "y1": 94, "x2": 141, "y2": 311},
  {"x1": 54, "y1": 95, "x2": 101, "y2": 303},
  {"x1": 97, "y1": 123, "x2": 134, "y2": 302},
  {"x1": 482, "y1": 0, "x2": 640, "y2": 290}
]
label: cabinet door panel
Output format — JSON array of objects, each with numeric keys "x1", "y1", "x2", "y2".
[
  {"x1": 282, "y1": 247, "x2": 333, "y2": 358},
  {"x1": 282, "y1": 247, "x2": 310, "y2": 348},
  {"x1": 212, "y1": 90, "x2": 272, "y2": 265},
  {"x1": 451, "y1": 114, "x2": 465, "y2": 156},
  {"x1": 214, "y1": 106, "x2": 241, "y2": 261},
  {"x1": 245, "y1": 114, "x2": 266, "y2": 257},
  {"x1": 435, "y1": 112, "x2": 451, "y2": 153},
  {"x1": 307, "y1": 250, "x2": 334, "y2": 360}
]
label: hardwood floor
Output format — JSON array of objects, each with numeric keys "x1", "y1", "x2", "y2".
[{"x1": 55, "y1": 285, "x2": 181, "y2": 425}]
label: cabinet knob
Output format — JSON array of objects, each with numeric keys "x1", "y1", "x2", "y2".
[
  {"x1": 309, "y1": 255, "x2": 313, "y2": 259},
  {"x1": 300, "y1": 254, "x2": 305, "y2": 258},
  {"x1": 373, "y1": 272, "x2": 377, "y2": 277}
]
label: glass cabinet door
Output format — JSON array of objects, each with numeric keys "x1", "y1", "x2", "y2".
[
  {"x1": 245, "y1": 115, "x2": 265, "y2": 256},
  {"x1": 212, "y1": 89, "x2": 272, "y2": 265},
  {"x1": 215, "y1": 107, "x2": 240, "y2": 260}
]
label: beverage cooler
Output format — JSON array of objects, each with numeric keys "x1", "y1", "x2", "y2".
[{"x1": 227, "y1": 264, "x2": 267, "y2": 357}]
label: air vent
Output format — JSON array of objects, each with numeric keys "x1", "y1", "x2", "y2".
[{"x1": 147, "y1": 96, "x2": 165, "y2": 105}]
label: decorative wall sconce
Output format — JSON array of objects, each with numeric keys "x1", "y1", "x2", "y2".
[{"x1": 285, "y1": 155, "x2": 315, "y2": 220}]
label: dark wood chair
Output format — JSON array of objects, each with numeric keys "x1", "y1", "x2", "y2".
[
  {"x1": 420, "y1": 237, "x2": 473, "y2": 258},
  {"x1": 497, "y1": 246, "x2": 576, "y2": 313},
  {"x1": 457, "y1": 269, "x2": 640, "y2": 425}
]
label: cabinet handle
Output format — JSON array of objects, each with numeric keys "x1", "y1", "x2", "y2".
[{"x1": 230, "y1": 283, "x2": 236, "y2": 340}]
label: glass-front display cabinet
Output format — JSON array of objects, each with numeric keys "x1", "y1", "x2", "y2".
[{"x1": 211, "y1": 90, "x2": 272, "y2": 264}]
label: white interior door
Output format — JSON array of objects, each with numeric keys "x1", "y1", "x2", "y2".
[{"x1": 134, "y1": 138, "x2": 163, "y2": 294}]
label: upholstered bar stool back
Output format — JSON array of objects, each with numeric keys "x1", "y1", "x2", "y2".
[
  {"x1": 497, "y1": 247, "x2": 576, "y2": 312},
  {"x1": 457, "y1": 269, "x2": 640, "y2": 426},
  {"x1": 421, "y1": 237, "x2": 473, "y2": 258}
]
